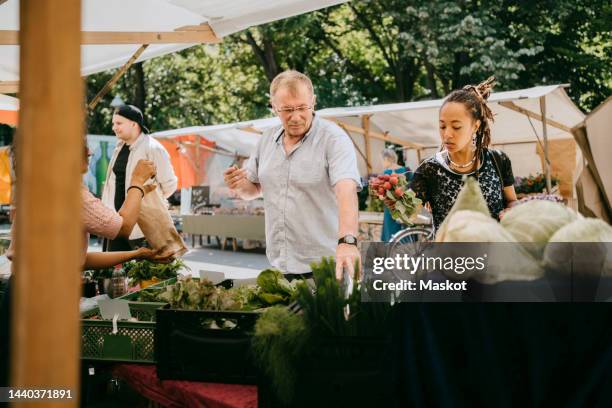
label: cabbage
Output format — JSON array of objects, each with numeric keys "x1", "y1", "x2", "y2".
[
  {"x1": 543, "y1": 218, "x2": 612, "y2": 277},
  {"x1": 547, "y1": 218, "x2": 612, "y2": 242},
  {"x1": 501, "y1": 200, "x2": 578, "y2": 258},
  {"x1": 439, "y1": 210, "x2": 543, "y2": 283},
  {"x1": 435, "y1": 177, "x2": 490, "y2": 242},
  {"x1": 438, "y1": 210, "x2": 514, "y2": 243}
]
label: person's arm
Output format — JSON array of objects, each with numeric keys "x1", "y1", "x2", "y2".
[
  {"x1": 84, "y1": 248, "x2": 146, "y2": 269},
  {"x1": 334, "y1": 179, "x2": 361, "y2": 279},
  {"x1": 326, "y1": 128, "x2": 363, "y2": 279},
  {"x1": 499, "y1": 151, "x2": 518, "y2": 214},
  {"x1": 83, "y1": 247, "x2": 172, "y2": 269},
  {"x1": 116, "y1": 160, "x2": 156, "y2": 237},
  {"x1": 503, "y1": 185, "x2": 518, "y2": 209}
]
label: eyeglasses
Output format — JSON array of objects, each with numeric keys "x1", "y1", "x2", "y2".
[{"x1": 274, "y1": 105, "x2": 313, "y2": 114}]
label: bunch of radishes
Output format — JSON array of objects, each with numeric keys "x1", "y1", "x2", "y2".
[
  {"x1": 369, "y1": 173, "x2": 422, "y2": 225},
  {"x1": 369, "y1": 173, "x2": 405, "y2": 200}
]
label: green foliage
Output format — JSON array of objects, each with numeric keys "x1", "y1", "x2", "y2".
[
  {"x1": 256, "y1": 269, "x2": 297, "y2": 304},
  {"x1": 157, "y1": 276, "x2": 259, "y2": 311},
  {"x1": 86, "y1": 1, "x2": 610, "y2": 135},
  {"x1": 514, "y1": 173, "x2": 560, "y2": 195},
  {"x1": 252, "y1": 306, "x2": 309, "y2": 404},
  {"x1": 298, "y1": 257, "x2": 391, "y2": 337},
  {"x1": 251, "y1": 257, "x2": 392, "y2": 404},
  {"x1": 123, "y1": 258, "x2": 188, "y2": 285},
  {"x1": 151, "y1": 270, "x2": 298, "y2": 311}
]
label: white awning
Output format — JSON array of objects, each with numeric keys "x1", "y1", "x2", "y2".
[{"x1": 0, "y1": 0, "x2": 347, "y2": 82}]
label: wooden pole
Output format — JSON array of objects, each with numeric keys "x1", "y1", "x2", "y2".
[
  {"x1": 539, "y1": 96, "x2": 552, "y2": 193},
  {"x1": 11, "y1": 1, "x2": 83, "y2": 406},
  {"x1": 362, "y1": 115, "x2": 372, "y2": 172},
  {"x1": 328, "y1": 117, "x2": 424, "y2": 149},
  {"x1": 498, "y1": 101, "x2": 571, "y2": 133},
  {"x1": 87, "y1": 44, "x2": 149, "y2": 111},
  {"x1": 339, "y1": 127, "x2": 371, "y2": 170}
]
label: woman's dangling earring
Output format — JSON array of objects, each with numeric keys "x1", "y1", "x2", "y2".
[{"x1": 472, "y1": 134, "x2": 477, "y2": 147}]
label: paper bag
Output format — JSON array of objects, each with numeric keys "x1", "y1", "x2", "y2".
[{"x1": 138, "y1": 185, "x2": 187, "y2": 258}]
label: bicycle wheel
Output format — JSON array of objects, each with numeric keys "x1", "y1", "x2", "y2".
[{"x1": 386, "y1": 226, "x2": 434, "y2": 259}]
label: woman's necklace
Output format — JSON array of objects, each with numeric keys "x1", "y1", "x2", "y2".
[{"x1": 447, "y1": 151, "x2": 476, "y2": 169}]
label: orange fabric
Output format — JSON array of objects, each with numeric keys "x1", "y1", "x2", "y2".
[
  {"x1": 0, "y1": 110, "x2": 18, "y2": 126},
  {"x1": 0, "y1": 147, "x2": 11, "y2": 205},
  {"x1": 156, "y1": 134, "x2": 216, "y2": 190}
]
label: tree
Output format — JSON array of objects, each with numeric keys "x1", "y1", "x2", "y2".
[
  {"x1": 85, "y1": 0, "x2": 611, "y2": 135},
  {"x1": 499, "y1": 0, "x2": 611, "y2": 111}
]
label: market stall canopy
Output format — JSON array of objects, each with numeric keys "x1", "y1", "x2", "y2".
[
  {"x1": 0, "y1": 92, "x2": 18, "y2": 125},
  {"x1": 315, "y1": 84, "x2": 586, "y2": 182},
  {"x1": 0, "y1": 0, "x2": 347, "y2": 89},
  {"x1": 152, "y1": 116, "x2": 280, "y2": 157},
  {"x1": 572, "y1": 96, "x2": 612, "y2": 221},
  {"x1": 153, "y1": 84, "x2": 585, "y2": 179},
  {"x1": 317, "y1": 84, "x2": 584, "y2": 147}
]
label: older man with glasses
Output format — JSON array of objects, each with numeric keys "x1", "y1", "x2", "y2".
[{"x1": 224, "y1": 70, "x2": 362, "y2": 280}]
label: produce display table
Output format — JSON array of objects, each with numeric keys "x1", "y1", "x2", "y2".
[
  {"x1": 112, "y1": 364, "x2": 257, "y2": 408},
  {"x1": 182, "y1": 214, "x2": 265, "y2": 251},
  {"x1": 358, "y1": 211, "x2": 383, "y2": 241}
]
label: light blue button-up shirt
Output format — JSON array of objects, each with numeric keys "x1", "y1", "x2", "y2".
[{"x1": 245, "y1": 115, "x2": 361, "y2": 273}]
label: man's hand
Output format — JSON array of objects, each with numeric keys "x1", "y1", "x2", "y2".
[
  {"x1": 223, "y1": 166, "x2": 247, "y2": 190},
  {"x1": 131, "y1": 159, "x2": 156, "y2": 186},
  {"x1": 335, "y1": 243, "x2": 361, "y2": 280}
]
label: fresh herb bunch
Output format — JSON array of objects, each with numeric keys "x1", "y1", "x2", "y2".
[
  {"x1": 252, "y1": 306, "x2": 309, "y2": 404},
  {"x1": 296, "y1": 257, "x2": 391, "y2": 337},
  {"x1": 252, "y1": 257, "x2": 393, "y2": 404},
  {"x1": 124, "y1": 258, "x2": 189, "y2": 286}
]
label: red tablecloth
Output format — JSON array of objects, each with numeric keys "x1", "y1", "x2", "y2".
[{"x1": 113, "y1": 364, "x2": 257, "y2": 408}]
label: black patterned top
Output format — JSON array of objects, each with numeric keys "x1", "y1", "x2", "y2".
[{"x1": 409, "y1": 149, "x2": 514, "y2": 231}]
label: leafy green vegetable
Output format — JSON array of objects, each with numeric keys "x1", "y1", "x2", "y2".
[
  {"x1": 124, "y1": 259, "x2": 190, "y2": 286},
  {"x1": 156, "y1": 275, "x2": 268, "y2": 311},
  {"x1": 252, "y1": 306, "x2": 309, "y2": 404},
  {"x1": 296, "y1": 257, "x2": 391, "y2": 337},
  {"x1": 252, "y1": 258, "x2": 393, "y2": 405}
]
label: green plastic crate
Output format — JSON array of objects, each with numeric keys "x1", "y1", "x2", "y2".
[
  {"x1": 80, "y1": 279, "x2": 173, "y2": 363},
  {"x1": 81, "y1": 301, "x2": 164, "y2": 363}
]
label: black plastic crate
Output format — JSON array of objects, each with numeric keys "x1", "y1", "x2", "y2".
[
  {"x1": 155, "y1": 306, "x2": 261, "y2": 384},
  {"x1": 258, "y1": 336, "x2": 395, "y2": 408}
]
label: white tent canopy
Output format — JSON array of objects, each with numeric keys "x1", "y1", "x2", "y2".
[
  {"x1": 0, "y1": 93, "x2": 19, "y2": 111},
  {"x1": 152, "y1": 84, "x2": 585, "y2": 182},
  {"x1": 152, "y1": 116, "x2": 279, "y2": 157},
  {"x1": 0, "y1": 0, "x2": 346, "y2": 84},
  {"x1": 318, "y1": 85, "x2": 584, "y2": 146}
]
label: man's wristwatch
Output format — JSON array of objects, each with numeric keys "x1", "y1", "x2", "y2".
[{"x1": 338, "y1": 235, "x2": 358, "y2": 246}]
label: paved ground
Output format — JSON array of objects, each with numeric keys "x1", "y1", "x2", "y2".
[
  {"x1": 87, "y1": 239, "x2": 271, "y2": 280},
  {"x1": 0, "y1": 234, "x2": 271, "y2": 280}
]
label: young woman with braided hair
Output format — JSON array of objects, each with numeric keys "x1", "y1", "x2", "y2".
[{"x1": 410, "y1": 76, "x2": 517, "y2": 232}]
